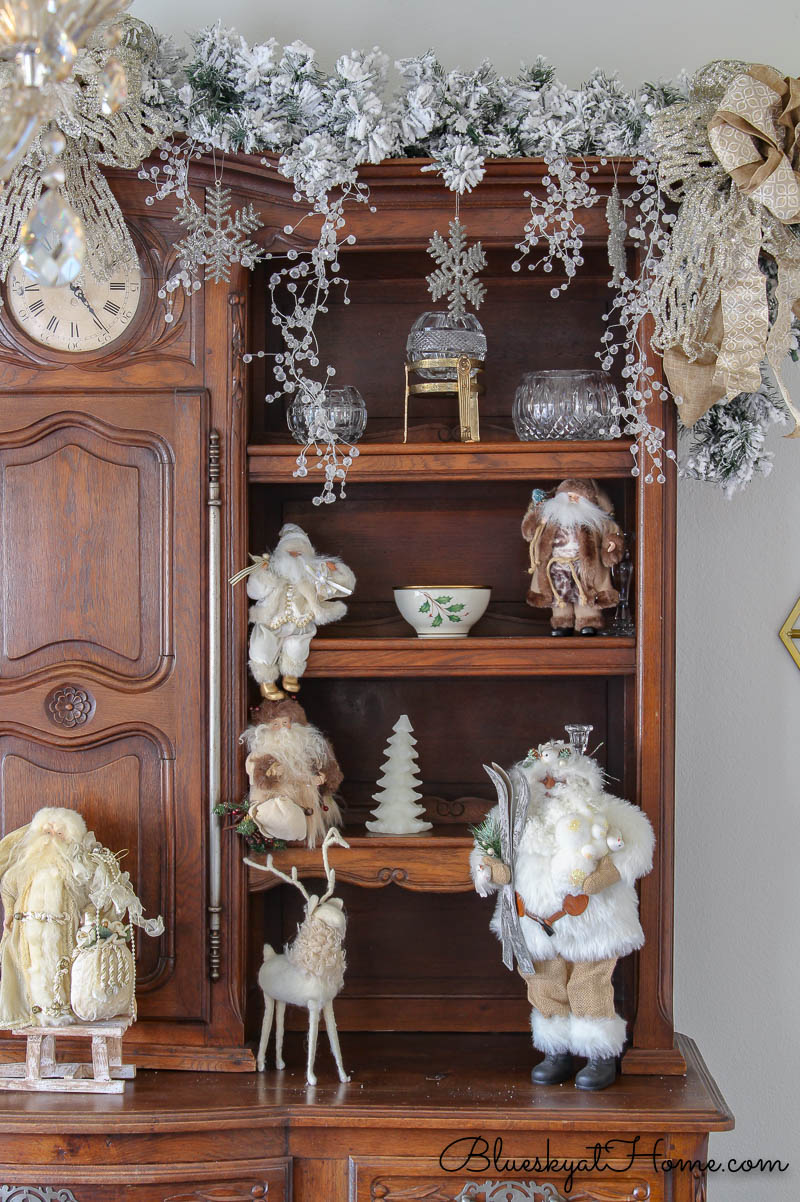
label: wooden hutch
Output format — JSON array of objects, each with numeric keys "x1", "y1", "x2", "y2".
[{"x1": 0, "y1": 156, "x2": 731, "y2": 1200}]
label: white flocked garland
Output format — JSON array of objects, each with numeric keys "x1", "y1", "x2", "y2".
[{"x1": 2, "y1": 17, "x2": 798, "y2": 498}]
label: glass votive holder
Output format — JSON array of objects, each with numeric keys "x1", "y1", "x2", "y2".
[
  {"x1": 512, "y1": 369, "x2": 620, "y2": 440},
  {"x1": 287, "y1": 386, "x2": 367, "y2": 444}
]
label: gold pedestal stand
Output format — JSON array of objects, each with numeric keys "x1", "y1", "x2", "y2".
[{"x1": 404, "y1": 354, "x2": 483, "y2": 443}]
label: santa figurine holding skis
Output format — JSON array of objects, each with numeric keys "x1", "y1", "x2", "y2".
[{"x1": 472, "y1": 734, "x2": 654, "y2": 1090}]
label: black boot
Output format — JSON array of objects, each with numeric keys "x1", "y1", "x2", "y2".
[
  {"x1": 551, "y1": 627, "x2": 573, "y2": 637},
  {"x1": 578, "y1": 626, "x2": 598, "y2": 636},
  {"x1": 574, "y1": 1055, "x2": 618, "y2": 1090},
  {"x1": 531, "y1": 1052, "x2": 574, "y2": 1085}
]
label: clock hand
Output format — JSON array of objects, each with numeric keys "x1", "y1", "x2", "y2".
[{"x1": 69, "y1": 282, "x2": 109, "y2": 333}]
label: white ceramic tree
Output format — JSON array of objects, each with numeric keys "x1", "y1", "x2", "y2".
[{"x1": 366, "y1": 715, "x2": 432, "y2": 835}]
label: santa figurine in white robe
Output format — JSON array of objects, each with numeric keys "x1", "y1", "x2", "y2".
[
  {"x1": 471, "y1": 738, "x2": 654, "y2": 1090},
  {"x1": 0, "y1": 807, "x2": 163, "y2": 1028},
  {"x1": 244, "y1": 524, "x2": 355, "y2": 701}
]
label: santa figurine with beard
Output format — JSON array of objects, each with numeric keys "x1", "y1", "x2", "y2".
[
  {"x1": 242, "y1": 699, "x2": 343, "y2": 849},
  {"x1": 0, "y1": 807, "x2": 163, "y2": 1028},
  {"x1": 522, "y1": 478, "x2": 625, "y2": 635},
  {"x1": 471, "y1": 739, "x2": 654, "y2": 1090},
  {"x1": 246, "y1": 524, "x2": 355, "y2": 701}
]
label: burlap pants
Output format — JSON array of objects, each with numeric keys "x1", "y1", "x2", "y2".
[{"x1": 522, "y1": 956, "x2": 617, "y2": 1020}]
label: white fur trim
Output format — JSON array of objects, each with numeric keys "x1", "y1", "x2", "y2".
[
  {"x1": 601, "y1": 796, "x2": 654, "y2": 884},
  {"x1": 509, "y1": 781, "x2": 652, "y2": 962},
  {"x1": 569, "y1": 1014, "x2": 626, "y2": 1059},
  {"x1": 470, "y1": 840, "x2": 501, "y2": 895},
  {"x1": 531, "y1": 1010, "x2": 572, "y2": 1055}
]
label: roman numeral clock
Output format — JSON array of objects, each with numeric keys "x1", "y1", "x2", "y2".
[{"x1": 6, "y1": 257, "x2": 141, "y2": 352}]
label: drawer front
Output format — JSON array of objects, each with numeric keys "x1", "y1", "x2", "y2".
[
  {"x1": 350, "y1": 1156, "x2": 662, "y2": 1202},
  {"x1": 0, "y1": 1162, "x2": 291, "y2": 1202}
]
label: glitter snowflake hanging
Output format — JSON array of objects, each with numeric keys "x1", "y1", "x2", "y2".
[
  {"x1": 174, "y1": 182, "x2": 264, "y2": 284},
  {"x1": 426, "y1": 218, "x2": 486, "y2": 318}
]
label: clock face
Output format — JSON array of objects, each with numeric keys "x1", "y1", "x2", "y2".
[{"x1": 6, "y1": 258, "x2": 142, "y2": 353}]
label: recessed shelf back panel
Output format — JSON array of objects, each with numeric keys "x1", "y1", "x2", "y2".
[
  {"x1": 251, "y1": 246, "x2": 624, "y2": 442},
  {"x1": 249, "y1": 477, "x2": 635, "y2": 635},
  {"x1": 297, "y1": 673, "x2": 629, "y2": 826}
]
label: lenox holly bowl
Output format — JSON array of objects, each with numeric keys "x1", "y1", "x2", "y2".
[{"x1": 393, "y1": 586, "x2": 491, "y2": 638}]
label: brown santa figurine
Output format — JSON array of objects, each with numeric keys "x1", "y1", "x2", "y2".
[
  {"x1": 241, "y1": 699, "x2": 343, "y2": 848},
  {"x1": 522, "y1": 479, "x2": 625, "y2": 636}
]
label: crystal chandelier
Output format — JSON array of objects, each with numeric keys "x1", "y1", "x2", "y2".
[{"x1": 0, "y1": 0, "x2": 131, "y2": 285}]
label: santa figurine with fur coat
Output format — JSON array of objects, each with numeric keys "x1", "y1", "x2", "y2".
[
  {"x1": 244, "y1": 524, "x2": 355, "y2": 701},
  {"x1": 241, "y1": 699, "x2": 343, "y2": 849},
  {"x1": 471, "y1": 738, "x2": 654, "y2": 1090},
  {"x1": 522, "y1": 479, "x2": 625, "y2": 635}
]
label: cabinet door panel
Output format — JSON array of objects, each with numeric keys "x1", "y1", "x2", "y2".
[
  {"x1": 349, "y1": 1156, "x2": 662, "y2": 1202},
  {"x1": 0, "y1": 1165, "x2": 290, "y2": 1202},
  {"x1": 0, "y1": 412, "x2": 171, "y2": 687},
  {"x1": 0, "y1": 730, "x2": 174, "y2": 994},
  {"x1": 0, "y1": 391, "x2": 206, "y2": 1027}
]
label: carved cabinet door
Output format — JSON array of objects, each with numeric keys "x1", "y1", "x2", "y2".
[{"x1": 0, "y1": 389, "x2": 208, "y2": 1023}]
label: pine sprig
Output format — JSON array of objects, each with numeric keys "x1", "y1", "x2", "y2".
[
  {"x1": 470, "y1": 813, "x2": 503, "y2": 859},
  {"x1": 213, "y1": 800, "x2": 287, "y2": 853}
]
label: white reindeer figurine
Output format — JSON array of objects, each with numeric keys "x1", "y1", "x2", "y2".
[{"x1": 244, "y1": 828, "x2": 350, "y2": 1085}]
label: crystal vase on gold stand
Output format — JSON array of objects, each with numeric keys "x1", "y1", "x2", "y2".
[{"x1": 403, "y1": 354, "x2": 483, "y2": 443}]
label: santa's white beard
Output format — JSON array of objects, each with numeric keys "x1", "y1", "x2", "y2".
[
  {"x1": 271, "y1": 545, "x2": 312, "y2": 584},
  {"x1": 11, "y1": 829, "x2": 83, "y2": 885},
  {"x1": 248, "y1": 722, "x2": 327, "y2": 784},
  {"x1": 540, "y1": 492, "x2": 607, "y2": 532}
]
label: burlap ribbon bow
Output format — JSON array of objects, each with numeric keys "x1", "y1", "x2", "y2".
[
  {"x1": 663, "y1": 64, "x2": 800, "y2": 433},
  {"x1": 708, "y1": 66, "x2": 800, "y2": 223}
]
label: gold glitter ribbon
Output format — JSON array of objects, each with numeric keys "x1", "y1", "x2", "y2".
[
  {"x1": 0, "y1": 19, "x2": 173, "y2": 283},
  {"x1": 656, "y1": 62, "x2": 800, "y2": 433},
  {"x1": 707, "y1": 66, "x2": 800, "y2": 433}
]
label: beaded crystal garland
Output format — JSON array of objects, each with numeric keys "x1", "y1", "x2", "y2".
[{"x1": 3, "y1": 17, "x2": 799, "y2": 497}]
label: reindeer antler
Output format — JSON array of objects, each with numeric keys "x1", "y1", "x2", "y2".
[
  {"x1": 243, "y1": 853, "x2": 312, "y2": 903},
  {"x1": 243, "y1": 829, "x2": 350, "y2": 910},
  {"x1": 317, "y1": 828, "x2": 350, "y2": 906}
]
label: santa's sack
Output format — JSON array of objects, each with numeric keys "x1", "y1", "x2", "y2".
[{"x1": 70, "y1": 920, "x2": 135, "y2": 1022}]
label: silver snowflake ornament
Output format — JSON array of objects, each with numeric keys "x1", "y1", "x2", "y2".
[
  {"x1": 174, "y1": 182, "x2": 264, "y2": 284},
  {"x1": 426, "y1": 218, "x2": 486, "y2": 318}
]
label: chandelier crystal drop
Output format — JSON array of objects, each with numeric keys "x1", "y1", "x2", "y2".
[
  {"x1": 16, "y1": 185, "x2": 86, "y2": 286},
  {"x1": 0, "y1": 0, "x2": 131, "y2": 180}
]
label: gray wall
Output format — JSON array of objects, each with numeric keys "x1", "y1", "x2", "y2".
[{"x1": 131, "y1": 1, "x2": 800, "y2": 1194}]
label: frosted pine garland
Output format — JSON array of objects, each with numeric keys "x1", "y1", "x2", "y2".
[
  {"x1": 114, "y1": 19, "x2": 799, "y2": 497},
  {"x1": 681, "y1": 367, "x2": 789, "y2": 496}
]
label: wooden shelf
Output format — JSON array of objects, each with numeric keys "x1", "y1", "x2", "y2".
[
  {"x1": 0, "y1": 1033, "x2": 729, "y2": 1134},
  {"x1": 247, "y1": 828, "x2": 473, "y2": 894},
  {"x1": 248, "y1": 438, "x2": 636, "y2": 483},
  {"x1": 303, "y1": 634, "x2": 636, "y2": 677}
]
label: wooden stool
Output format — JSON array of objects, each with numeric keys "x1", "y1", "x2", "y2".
[{"x1": 0, "y1": 1019, "x2": 134, "y2": 1093}]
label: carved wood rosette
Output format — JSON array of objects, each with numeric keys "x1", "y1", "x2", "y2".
[{"x1": 44, "y1": 684, "x2": 96, "y2": 728}]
